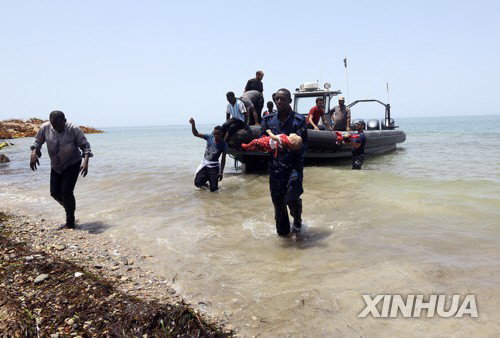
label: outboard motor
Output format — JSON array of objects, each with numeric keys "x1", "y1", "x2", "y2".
[
  {"x1": 366, "y1": 119, "x2": 380, "y2": 130},
  {"x1": 381, "y1": 118, "x2": 395, "y2": 130}
]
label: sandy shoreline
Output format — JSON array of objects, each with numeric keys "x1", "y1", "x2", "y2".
[{"x1": 0, "y1": 208, "x2": 232, "y2": 336}]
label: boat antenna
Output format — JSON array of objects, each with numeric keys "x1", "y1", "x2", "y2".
[
  {"x1": 319, "y1": 60, "x2": 324, "y2": 87},
  {"x1": 344, "y1": 57, "x2": 350, "y2": 103},
  {"x1": 386, "y1": 82, "x2": 390, "y2": 104}
]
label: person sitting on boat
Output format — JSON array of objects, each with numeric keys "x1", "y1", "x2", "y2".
[
  {"x1": 222, "y1": 91, "x2": 248, "y2": 143},
  {"x1": 260, "y1": 88, "x2": 308, "y2": 237},
  {"x1": 330, "y1": 96, "x2": 351, "y2": 131},
  {"x1": 240, "y1": 90, "x2": 264, "y2": 126},
  {"x1": 262, "y1": 101, "x2": 277, "y2": 117},
  {"x1": 241, "y1": 129, "x2": 302, "y2": 157},
  {"x1": 306, "y1": 97, "x2": 333, "y2": 131},
  {"x1": 189, "y1": 118, "x2": 227, "y2": 192},
  {"x1": 348, "y1": 121, "x2": 366, "y2": 170}
]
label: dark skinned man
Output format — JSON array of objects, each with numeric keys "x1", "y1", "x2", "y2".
[
  {"x1": 260, "y1": 89, "x2": 308, "y2": 236},
  {"x1": 349, "y1": 121, "x2": 367, "y2": 169},
  {"x1": 190, "y1": 118, "x2": 227, "y2": 192},
  {"x1": 222, "y1": 91, "x2": 248, "y2": 143},
  {"x1": 30, "y1": 111, "x2": 92, "y2": 229}
]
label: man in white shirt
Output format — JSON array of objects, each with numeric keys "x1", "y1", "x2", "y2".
[{"x1": 222, "y1": 91, "x2": 248, "y2": 142}]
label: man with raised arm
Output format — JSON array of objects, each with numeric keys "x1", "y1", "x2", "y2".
[
  {"x1": 189, "y1": 118, "x2": 227, "y2": 192},
  {"x1": 259, "y1": 89, "x2": 308, "y2": 236},
  {"x1": 30, "y1": 111, "x2": 92, "y2": 229}
]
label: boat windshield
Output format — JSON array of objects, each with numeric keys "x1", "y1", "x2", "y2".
[{"x1": 294, "y1": 95, "x2": 330, "y2": 116}]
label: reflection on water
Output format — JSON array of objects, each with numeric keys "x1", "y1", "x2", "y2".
[{"x1": 1, "y1": 116, "x2": 500, "y2": 336}]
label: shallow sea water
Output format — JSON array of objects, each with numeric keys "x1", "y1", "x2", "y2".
[{"x1": 1, "y1": 115, "x2": 499, "y2": 336}]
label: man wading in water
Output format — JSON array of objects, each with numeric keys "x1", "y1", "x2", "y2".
[
  {"x1": 259, "y1": 89, "x2": 308, "y2": 236},
  {"x1": 30, "y1": 111, "x2": 92, "y2": 229},
  {"x1": 190, "y1": 118, "x2": 227, "y2": 192}
]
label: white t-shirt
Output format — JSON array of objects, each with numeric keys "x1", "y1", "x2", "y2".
[{"x1": 226, "y1": 99, "x2": 247, "y2": 121}]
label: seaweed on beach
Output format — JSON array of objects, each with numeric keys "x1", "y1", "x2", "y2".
[{"x1": 0, "y1": 217, "x2": 231, "y2": 337}]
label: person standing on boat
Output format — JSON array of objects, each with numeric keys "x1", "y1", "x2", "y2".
[
  {"x1": 240, "y1": 90, "x2": 264, "y2": 126},
  {"x1": 244, "y1": 70, "x2": 264, "y2": 94},
  {"x1": 190, "y1": 118, "x2": 227, "y2": 192},
  {"x1": 306, "y1": 97, "x2": 333, "y2": 131},
  {"x1": 330, "y1": 96, "x2": 351, "y2": 131},
  {"x1": 29, "y1": 111, "x2": 92, "y2": 229},
  {"x1": 222, "y1": 91, "x2": 248, "y2": 143},
  {"x1": 350, "y1": 121, "x2": 367, "y2": 170},
  {"x1": 260, "y1": 88, "x2": 308, "y2": 236}
]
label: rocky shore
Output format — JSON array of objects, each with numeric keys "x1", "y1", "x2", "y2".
[
  {"x1": 0, "y1": 210, "x2": 232, "y2": 337},
  {"x1": 0, "y1": 118, "x2": 104, "y2": 139}
]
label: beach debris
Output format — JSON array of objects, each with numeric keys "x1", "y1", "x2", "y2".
[
  {"x1": 34, "y1": 274, "x2": 49, "y2": 284},
  {"x1": 54, "y1": 244, "x2": 66, "y2": 251},
  {"x1": 74, "y1": 272, "x2": 83, "y2": 278}
]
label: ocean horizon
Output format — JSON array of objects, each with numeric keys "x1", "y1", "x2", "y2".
[{"x1": 73, "y1": 113, "x2": 500, "y2": 129}]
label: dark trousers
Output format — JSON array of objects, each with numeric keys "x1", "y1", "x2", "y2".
[
  {"x1": 195, "y1": 165, "x2": 220, "y2": 192},
  {"x1": 248, "y1": 113, "x2": 259, "y2": 126},
  {"x1": 50, "y1": 160, "x2": 81, "y2": 222},
  {"x1": 222, "y1": 118, "x2": 246, "y2": 140},
  {"x1": 352, "y1": 154, "x2": 364, "y2": 170},
  {"x1": 269, "y1": 168, "x2": 303, "y2": 236},
  {"x1": 249, "y1": 105, "x2": 264, "y2": 125}
]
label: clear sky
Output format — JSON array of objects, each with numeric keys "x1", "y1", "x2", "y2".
[{"x1": 1, "y1": 0, "x2": 499, "y2": 127}]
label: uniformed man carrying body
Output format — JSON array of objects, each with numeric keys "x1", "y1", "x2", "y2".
[{"x1": 259, "y1": 89, "x2": 308, "y2": 236}]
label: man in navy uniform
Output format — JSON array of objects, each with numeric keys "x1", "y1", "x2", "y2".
[
  {"x1": 350, "y1": 121, "x2": 367, "y2": 169},
  {"x1": 259, "y1": 88, "x2": 308, "y2": 236}
]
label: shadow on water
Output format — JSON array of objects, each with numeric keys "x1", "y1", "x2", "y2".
[
  {"x1": 76, "y1": 221, "x2": 112, "y2": 234},
  {"x1": 280, "y1": 228, "x2": 333, "y2": 250}
]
